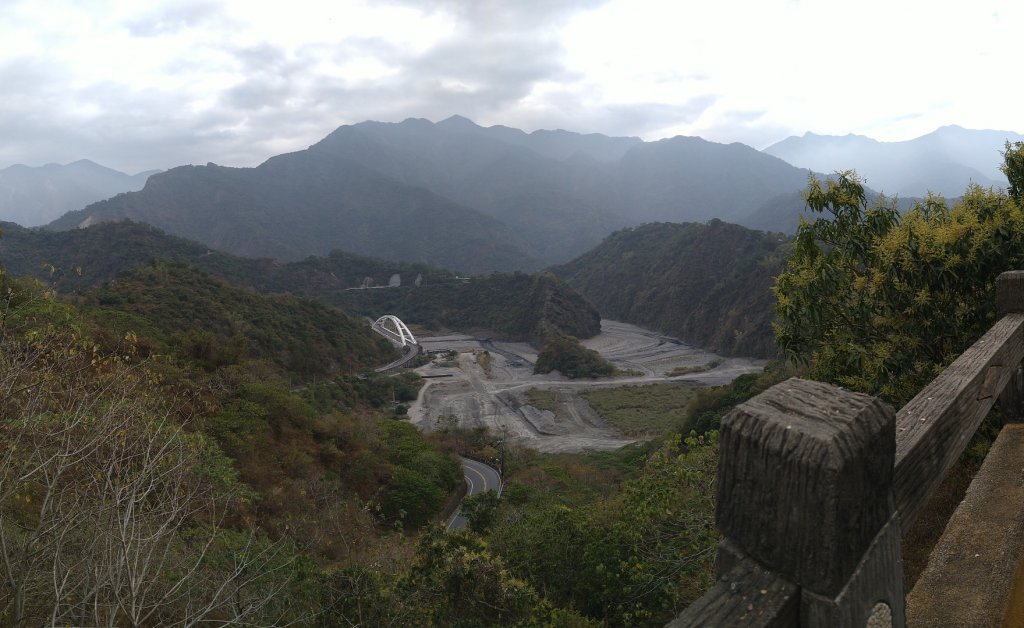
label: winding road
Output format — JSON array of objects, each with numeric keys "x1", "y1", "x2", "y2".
[{"x1": 446, "y1": 457, "x2": 502, "y2": 532}]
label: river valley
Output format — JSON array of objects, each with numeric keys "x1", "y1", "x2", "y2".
[{"x1": 407, "y1": 319, "x2": 766, "y2": 453}]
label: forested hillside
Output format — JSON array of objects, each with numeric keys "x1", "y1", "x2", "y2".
[
  {"x1": 81, "y1": 262, "x2": 398, "y2": 378},
  {"x1": 0, "y1": 220, "x2": 600, "y2": 343},
  {"x1": 333, "y1": 271, "x2": 603, "y2": 342},
  {"x1": 0, "y1": 261, "x2": 464, "y2": 624},
  {"x1": 0, "y1": 225, "x2": 736, "y2": 625},
  {"x1": 554, "y1": 220, "x2": 788, "y2": 358},
  {"x1": 0, "y1": 220, "x2": 454, "y2": 293}
]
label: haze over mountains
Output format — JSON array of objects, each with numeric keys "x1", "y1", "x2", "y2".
[
  {"x1": 764, "y1": 125, "x2": 1022, "y2": 198},
  {"x1": 4, "y1": 118, "x2": 1014, "y2": 275},
  {"x1": 47, "y1": 116, "x2": 817, "y2": 272},
  {"x1": 0, "y1": 160, "x2": 156, "y2": 227}
]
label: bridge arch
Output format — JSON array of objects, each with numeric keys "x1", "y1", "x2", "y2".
[{"x1": 372, "y1": 315, "x2": 417, "y2": 347}]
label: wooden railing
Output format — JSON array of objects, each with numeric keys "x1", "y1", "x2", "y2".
[{"x1": 671, "y1": 271, "x2": 1024, "y2": 627}]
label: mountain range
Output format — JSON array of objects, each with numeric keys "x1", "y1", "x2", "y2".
[
  {"x1": 47, "y1": 116, "x2": 815, "y2": 272},
  {"x1": 0, "y1": 160, "x2": 157, "y2": 227},
  {"x1": 14, "y1": 119, "x2": 1020, "y2": 274},
  {"x1": 764, "y1": 125, "x2": 1022, "y2": 198}
]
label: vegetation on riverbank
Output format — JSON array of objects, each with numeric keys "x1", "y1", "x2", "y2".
[
  {"x1": 533, "y1": 323, "x2": 615, "y2": 378},
  {"x1": 581, "y1": 382, "x2": 701, "y2": 436}
]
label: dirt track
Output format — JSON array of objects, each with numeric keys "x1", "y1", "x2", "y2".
[{"x1": 407, "y1": 320, "x2": 765, "y2": 453}]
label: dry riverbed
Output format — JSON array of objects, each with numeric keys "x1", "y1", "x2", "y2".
[{"x1": 406, "y1": 320, "x2": 765, "y2": 453}]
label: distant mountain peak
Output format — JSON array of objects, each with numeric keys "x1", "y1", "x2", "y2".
[
  {"x1": 437, "y1": 114, "x2": 480, "y2": 129},
  {"x1": 764, "y1": 125, "x2": 1022, "y2": 197},
  {"x1": 0, "y1": 160, "x2": 153, "y2": 227}
]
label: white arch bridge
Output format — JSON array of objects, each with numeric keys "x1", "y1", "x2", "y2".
[{"x1": 371, "y1": 315, "x2": 418, "y2": 347}]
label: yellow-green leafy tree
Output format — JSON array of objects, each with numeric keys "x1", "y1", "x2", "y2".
[{"x1": 775, "y1": 143, "x2": 1024, "y2": 405}]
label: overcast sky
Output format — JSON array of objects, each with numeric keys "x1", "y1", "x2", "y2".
[{"x1": 2, "y1": 0, "x2": 1019, "y2": 173}]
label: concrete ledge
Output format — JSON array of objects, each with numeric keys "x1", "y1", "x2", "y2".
[{"x1": 906, "y1": 424, "x2": 1024, "y2": 626}]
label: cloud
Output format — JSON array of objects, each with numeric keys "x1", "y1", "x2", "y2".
[
  {"x1": 1, "y1": 0, "x2": 1021, "y2": 173},
  {"x1": 125, "y1": 1, "x2": 228, "y2": 37}
]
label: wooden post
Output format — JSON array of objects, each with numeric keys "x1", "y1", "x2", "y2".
[
  {"x1": 997, "y1": 271, "x2": 1024, "y2": 422},
  {"x1": 715, "y1": 378, "x2": 903, "y2": 626}
]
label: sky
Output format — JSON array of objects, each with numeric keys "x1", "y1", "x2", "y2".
[{"x1": 2, "y1": 0, "x2": 1020, "y2": 174}]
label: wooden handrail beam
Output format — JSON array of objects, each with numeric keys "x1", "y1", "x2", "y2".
[
  {"x1": 893, "y1": 272, "x2": 1024, "y2": 530},
  {"x1": 673, "y1": 271, "x2": 1024, "y2": 626}
]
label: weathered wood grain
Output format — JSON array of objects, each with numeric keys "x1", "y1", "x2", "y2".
[
  {"x1": 716, "y1": 378, "x2": 895, "y2": 597},
  {"x1": 998, "y1": 272, "x2": 1024, "y2": 422},
  {"x1": 678, "y1": 271, "x2": 1024, "y2": 626},
  {"x1": 997, "y1": 271, "x2": 1024, "y2": 316},
  {"x1": 998, "y1": 365, "x2": 1024, "y2": 422},
  {"x1": 802, "y1": 514, "x2": 904, "y2": 627},
  {"x1": 668, "y1": 556, "x2": 799, "y2": 628},
  {"x1": 894, "y1": 313, "x2": 1024, "y2": 530}
]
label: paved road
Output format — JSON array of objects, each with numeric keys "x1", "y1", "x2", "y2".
[
  {"x1": 447, "y1": 457, "x2": 502, "y2": 531},
  {"x1": 374, "y1": 343, "x2": 422, "y2": 373}
]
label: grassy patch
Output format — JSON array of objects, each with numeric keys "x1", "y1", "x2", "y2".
[
  {"x1": 524, "y1": 388, "x2": 558, "y2": 413},
  {"x1": 581, "y1": 382, "x2": 701, "y2": 436},
  {"x1": 664, "y1": 360, "x2": 722, "y2": 377},
  {"x1": 476, "y1": 350, "x2": 493, "y2": 378},
  {"x1": 579, "y1": 440, "x2": 657, "y2": 474}
]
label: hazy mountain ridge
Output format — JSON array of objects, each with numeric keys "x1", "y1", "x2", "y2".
[
  {"x1": 764, "y1": 125, "x2": 1023, "y2": 197},
  {"x1": 50, "y1": 157, "x2": 542, "y2": 274},
  {"x1": 45, "y1": 117, "x2": 824, "y2": 268},
  {"x1": 616, "y1": 136, "x2": 811, "y2": 224},
  {"x1": 0, "y1": 159, "x2": 156, "y2": 227}
]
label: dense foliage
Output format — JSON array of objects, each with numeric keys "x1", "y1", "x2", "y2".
[
  {"x1": 0, "y1": 220, "x2": 453, "y2": 294},
  {"x1": 0, "y1": 273, "x2": 317, "y2": 624},
  {"x1": 775, "y1": 148, "x2": 1024, "y2": 405},
  {"x1": 483, "y1": 434, "x2": 719, "y2": 625},
  {"x1": 553, "y1": 220, "x2": 787, "y2": 358},
  {"x1": 0, "y1": 252, "x2": 473, "y2": 622},
  {"x1": 0, "y1": 221, "x2": 603, "y2": 345},
  {"x1": 335, "y1": 271, "x2": 603, "y2": 342},
  {"x1": 533, "y1": 323, "x2": 615, "y2": 378},
  {"x1": 79, "y1": 261, "x2": 397, "y2": 379}
]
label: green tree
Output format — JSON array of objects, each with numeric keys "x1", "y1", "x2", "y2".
[
  {"x1": 0, "y1": 275, "x2": 300, "y2": 626},
  {"x1": 461, "y1": 491, "x2": 501, "y2": 533},
  {"x1": 400, "y1": 531, "x2": 548, "y2": 627},
  {"x1": 1003, "y1": 140, "x2": 1024, "y2": 203},
  {"x1": 775, "y1": 161, "x2": 1024, "y2": 404},
  {"x1": 534, "y1": 324, "x2": 615, "y2": 379}
]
